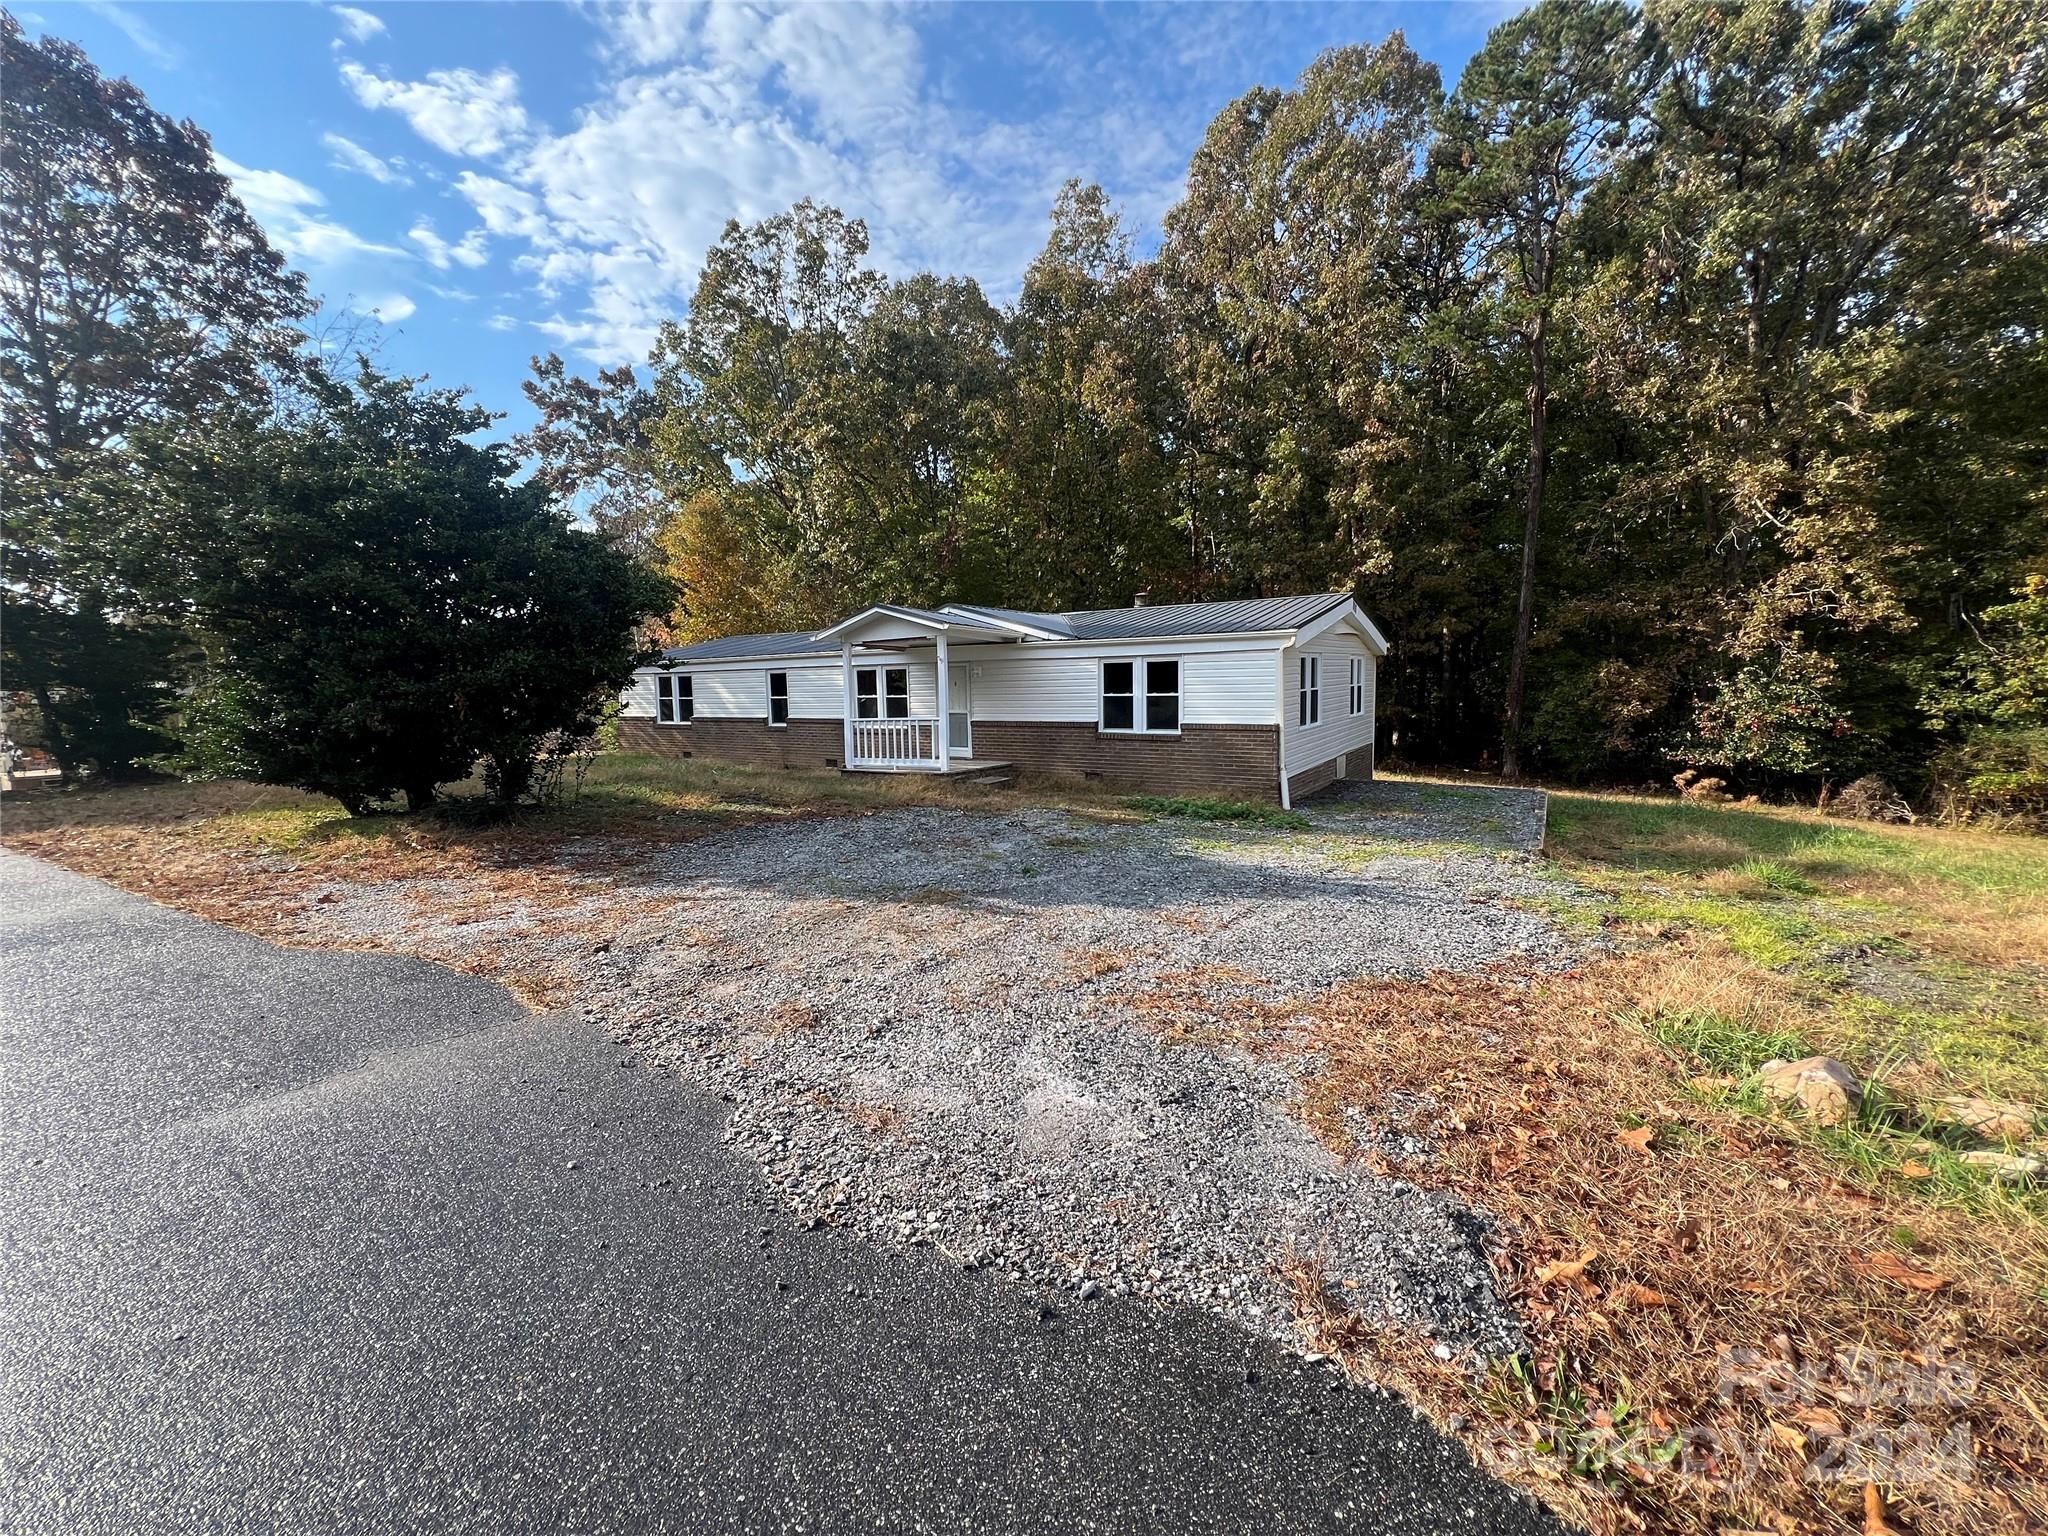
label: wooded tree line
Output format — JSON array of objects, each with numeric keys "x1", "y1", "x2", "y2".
[
  {"x1": 1, "y1": 13, "x2": 668, "y2": 806},
  {"x1": 526, "y1": 0, "x2": 2048, "y2": 804}
]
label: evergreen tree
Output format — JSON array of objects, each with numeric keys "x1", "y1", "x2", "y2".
[
  {"x1": 0, "y1": 14, "x2": 310, "y2": 779},
  {"x1": 163, "y1": 366, "x2": 668, "y2": 814}
]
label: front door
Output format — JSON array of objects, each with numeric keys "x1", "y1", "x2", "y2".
[{"x1": 947, "y1": 667, "x2": 972, "y2": 759}]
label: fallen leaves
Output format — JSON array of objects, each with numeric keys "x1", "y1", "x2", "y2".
[
  {"x1": 1614, "y1": 1124, "x2": 1657, "y2": 1156},
  {"x1": 1535, "y1": 1248, "x2": 1598, "y2": 1287},
  {"x1": 1849, "y1": 1249, "x2": 1953, "y2": 1292}
]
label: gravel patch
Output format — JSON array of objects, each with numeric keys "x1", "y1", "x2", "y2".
[
  {"x1": 546, "y1": 791, "x2": 1593, "y2": 1364},
  {"x1": 1299, "y1": 778, "x2": 1552, "y2": 851}
]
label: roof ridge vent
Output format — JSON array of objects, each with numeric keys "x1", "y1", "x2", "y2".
[{"x1": 1132, "y1": 589, "x2": 1151, "y2": 607}]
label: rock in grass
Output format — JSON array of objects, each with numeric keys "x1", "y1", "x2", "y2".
[
  {"x1": 1932, "y1": 1095, "x2": 2036, "y2": 1143},
  {"x1": 1756, "y1": 1056, "x2": 1862, "y2": 1126},
  {"x1": 1960, "y1": 1150, "x2": 2042, "y2": 1184}
]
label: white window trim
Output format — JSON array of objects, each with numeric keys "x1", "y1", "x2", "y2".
[
  {"x1": 1349, "y1": 656, "x2": 1364, "y2": 717},
  {"x1": 1098, "y1": 656, "x2": 1183, "y2": 736},
  {"x1": 1299, "y1": 655, "x2": 1321, "y2": 727},
  {"x1": 656, "y1": 671, "x2": 694, "y2": 725},
  {"x1": 767, "y1": 670, "x2": 789, "y2": 728},
  {"x1": 855, "y1": 665, "x2": 911, "y2": 721}
]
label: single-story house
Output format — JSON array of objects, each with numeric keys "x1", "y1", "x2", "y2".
[{"x1": 618, "y1": 592, "x2": 1388, "y2": 807}]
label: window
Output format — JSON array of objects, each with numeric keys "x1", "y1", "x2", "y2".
[
  {"x1": 1145, "y1": 659, "x2": 1180, "y2": 731},
  {"x1": 1101, "y1": 658, "x2": 1180, "y2": 734},
  {"x1": 1349, "y1": 656, "x2": 1365, "y2": 717},
  {"x1": 767, "y1": 671, "x2": 788, "y2": 726},
  {"x1": 1298, "y1": 655, "x2": 1321, "y2": 727},
  {"x1": 656, "y1": 672, "x2": 693, "y2": 724},
  {"x1": 855, "y1": 666, "x2": 910, "y2": 719}
]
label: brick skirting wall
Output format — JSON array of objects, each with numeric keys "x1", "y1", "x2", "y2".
[
  {"x1": 622, "y1": 715, "x2": 1322, "y2": 804},
  {"x1": 970, "y1": 720, "x2": 1280, "y2": 801},
  {"x1": 1287, "y1": 755, "x2": 1345, "y2": 802},
  {"x1": 1288, "y1": 743, "x2": 1375, "y2": 804},
  {"x1": 618, "y1": 716, "x2": 842, "y2": 770}
]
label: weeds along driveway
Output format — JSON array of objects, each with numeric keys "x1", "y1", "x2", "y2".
[{"x1": 287, "y1": 781, "x2": 1590, "y2": 1363}]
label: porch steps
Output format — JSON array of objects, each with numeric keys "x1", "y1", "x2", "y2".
[{"x1": 840, "y1": 757, "x2": 1015, "y2": 782}]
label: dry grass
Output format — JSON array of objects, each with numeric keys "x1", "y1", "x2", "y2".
[
  {"x1": 0, "y1": 776, "x2": 698, "y2": 1008},
  {"x1": 804, "y1": 1089, "x2": 906, "y2": 1137},
  {"x1": 15, "y1": 766, "x2": 2045, "y2": 1533},
  {"x1": 1262, "y1": 947, "x2": 2048, "y2": 1536}
]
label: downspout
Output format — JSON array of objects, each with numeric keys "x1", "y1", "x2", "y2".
[{"x1": 1276, "y1": 645, "x2": 1291, "y2": 810}]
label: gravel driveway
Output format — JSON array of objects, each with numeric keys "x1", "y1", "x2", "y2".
[
  {"x1": 552, "y1": 779, "x2": 1586, "y2": 1362},
  {"x1": 0, "y1": 851, "x2": 1569, "y2": 1535}
]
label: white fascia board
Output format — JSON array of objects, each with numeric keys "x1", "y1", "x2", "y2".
[
  {"x1": 1006, "y1": 632, "x2": 1297, "y2": 658},
  {"x1": 936, "y1": 605, "x2": 1068, "y2": 640},
  {"x1": 653, "y1": 651, "x2": 859, "y2": 674},
  {"x1": 814, "y1": 604, "x2": 993, "y2": 643},
  {"x1": 1290, "y1": 600, "x2": 1390, "y2": 657}
]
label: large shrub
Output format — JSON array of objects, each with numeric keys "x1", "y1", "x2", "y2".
[{"x1": 162, "y1": 365, "x2": 671, "y2": 813}]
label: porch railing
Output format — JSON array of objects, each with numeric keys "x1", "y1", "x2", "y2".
[{"x1": 851, "y1": 716, "x2": 940, "y2": 767}]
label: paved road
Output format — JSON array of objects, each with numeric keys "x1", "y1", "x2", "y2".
[{"x1": 0, "y1": 851, "x2": 1564, "y2": 1535}]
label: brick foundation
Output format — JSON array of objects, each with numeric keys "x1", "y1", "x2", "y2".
[
  {"x1": 1288, "y1": 744, "x2": 1374, "y2": 804},
  {"x1": 618, "y1": 716, "x2": 842, "y2": 770},
  {"x1": 970, "y1": 720, "x2": 1281, "y2": 802},
  {"x1": 621, "y1": 715, "x2": 1301, "y2": 803}
]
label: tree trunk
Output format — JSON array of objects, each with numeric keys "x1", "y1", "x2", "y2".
[
  {"x1": 1501, "y1": 317, "x2": 1548, "y2": 780},
  {"x1": 403, "y1": 783, "x2": 437, "y2": 814},
  {"x1": 31, "y1": 681, "x2": 81, "y2": 785}
]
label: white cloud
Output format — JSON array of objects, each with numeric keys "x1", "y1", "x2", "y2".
[
  {"x1": 215, "y1": 153, "x2": 405, "y2": 278},
  {"x1": 485, "y1": 313, "x2": 522, "y2": 331},
  {"x1": 408, "y1": 221, "x2": 490, "y2": 270},
  {"x1": 341, "y1": 62, "x2": 529, "y2": 158},
  {"x1": 214, "y1": 153, "x2": 324, "y2": 222},
  {"x1": 331, "y1": 5, "x2": 386, "y2": 43},
  {"x1": 280, "y1": 218, "x2": 406, "y2": 264},
  {"x1": 454, "y1": 172, "x2": 551, "y2": 242},
  {"x1": 371, "y1": 3, "x2": 1380, "y2": 367},
  {"x1": 363, "y1": 292, "x2": 417, "y2": 324},
  {"x1": 76, "y1": 1, "x2": 180, "y2": 67},
  {"x1": 323, "y1": 132, "x2": 411, "y2": 186}
]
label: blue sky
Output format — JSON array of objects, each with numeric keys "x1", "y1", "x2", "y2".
[{"x1": 29, "y1": 1, "x2": 1521, "y2": 435}]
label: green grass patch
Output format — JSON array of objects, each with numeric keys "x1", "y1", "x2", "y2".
[
  {"x1": 1127, "y1": 794, "x2": 1311, "y2": 831},
  {"x1": 1649, "y1": 1008, "x2": 1808, "y2": 1075},
  {"x1": 1547, "y1": 792, "x2": 2048, "y2": 901}
]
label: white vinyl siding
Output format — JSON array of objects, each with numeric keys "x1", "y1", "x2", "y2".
[
  {"x1": 620, "y1": 670, "x2": 660, "y2": 718},
  {"x1": 1282, "y1": 629, "x2": 1377, "y2": 778},
  {"x1": 974, "y1": 643, "x2": 1279, "y2": 726},
  {"x1": 624, "y1": 642, "x2": 1288, "y2": 729}
]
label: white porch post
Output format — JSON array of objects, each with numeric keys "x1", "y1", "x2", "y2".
[
  {"x1": 933, "y1": 632, "x2": 951, "y2": 769},
  {"x1": 840, "y1": 642, "x2": 856, "y2": 766}
]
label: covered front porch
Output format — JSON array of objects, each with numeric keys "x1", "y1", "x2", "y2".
[{"x1": 815, "y1": 605, "x2": 1020, "y2": 774}]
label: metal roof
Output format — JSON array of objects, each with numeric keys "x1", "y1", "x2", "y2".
[
  {"x1": 814, "y1": 604, "x2": 1024, "y2": 642},
  {"x1": 953, "y1": 593, "x2": 1354, "y2": 642},
  {"x1": 659, "y1": 630, "x2": 835, "y2": 663},
  {"x1": 658, "y1": 592, "x2": 1359, "y2": 663},
  {"x1": 941, "y1": 604, "x2": 1076, "y2": 638}
]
